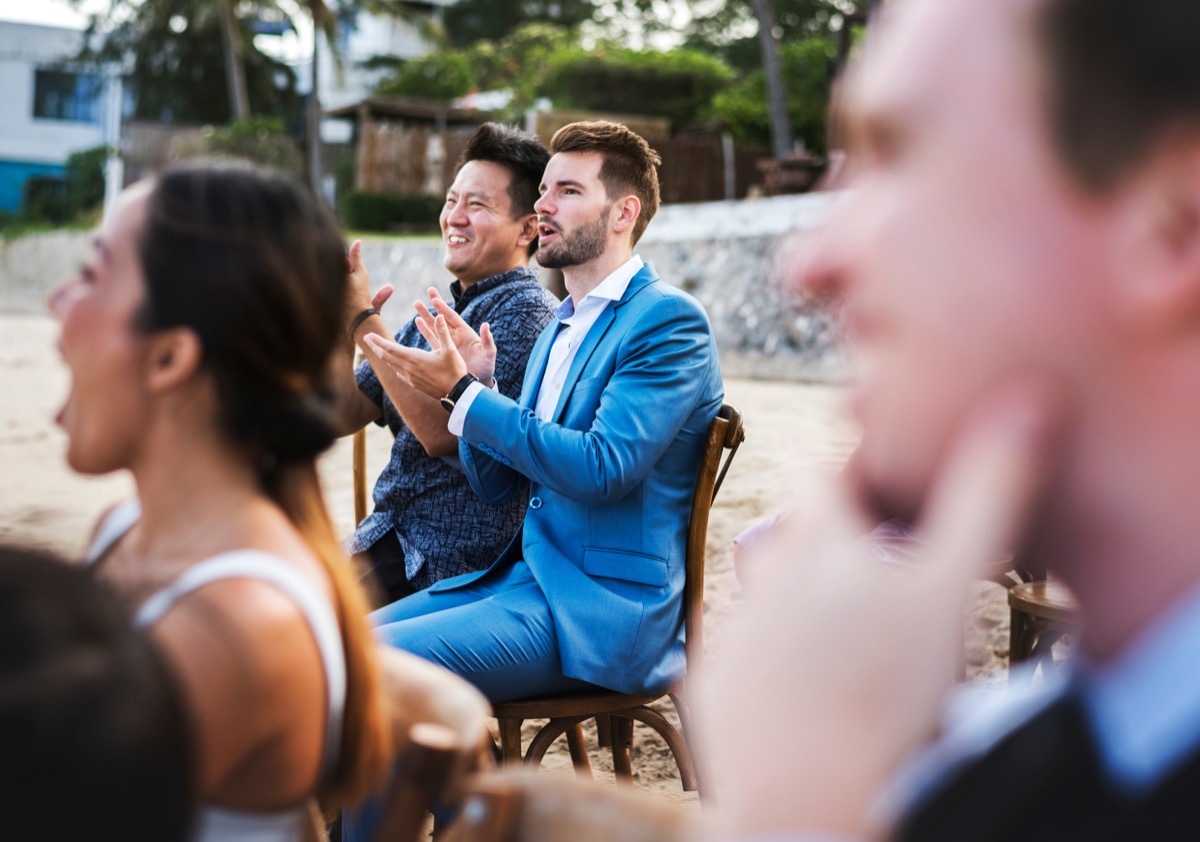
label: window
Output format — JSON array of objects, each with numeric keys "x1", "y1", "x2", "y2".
[{"x1": 32, "y1": 69, "x2": 102, "y2": 124}]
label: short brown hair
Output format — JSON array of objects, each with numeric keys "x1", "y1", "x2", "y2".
[
  {"x1": 550, "y1": 121, "x2": 662, "y2": 244},
  {"x1": 1036, "y1": 0, "x2": 1200, "y2": 191}
]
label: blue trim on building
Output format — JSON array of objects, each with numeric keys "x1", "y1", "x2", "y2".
[{"x1": 0, "y1": 160, "x2": 67, "y2": 214}]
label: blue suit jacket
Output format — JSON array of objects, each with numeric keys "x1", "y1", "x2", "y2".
[{"x1": 430, "y1": 263, "x2": 723, "y2": 695}]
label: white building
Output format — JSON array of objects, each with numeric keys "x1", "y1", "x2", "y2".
[
  {"x1": 301, "y1": 0, "x2": 458, "y2": 142},
  {"x1": 0, "y1": 19, "x2": 118, "y2": 214}
]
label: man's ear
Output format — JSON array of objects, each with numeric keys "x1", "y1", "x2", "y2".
[
  {"x1": 144, "y1": 327, "x2": 203, "y2": 394},
  {"x1": 1114, "y1": 140, "x2": 1200, "y2": 335},
  {"x1": 517, "y1": 213, "x2": 539, "y2": 250},
  {"x1": 610, "y1": 195, "x2": 642, "y2": 236}
]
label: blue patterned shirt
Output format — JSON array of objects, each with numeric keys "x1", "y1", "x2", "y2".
[{"x1": 349, "y1": 266, "x2": 559, "y2": 589}]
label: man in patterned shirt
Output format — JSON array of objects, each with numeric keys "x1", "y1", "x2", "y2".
[{"x1": 336, "y1": 123, "x2": 558, "y2": 603}]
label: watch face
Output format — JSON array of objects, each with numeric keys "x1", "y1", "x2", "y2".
[{"x1": 440, "y1": 397, "x2": 456, "y2": 414}]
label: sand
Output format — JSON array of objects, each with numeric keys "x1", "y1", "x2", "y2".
[{"x1": 0, "y1": 312, "x2": 1011, "y2": 803}]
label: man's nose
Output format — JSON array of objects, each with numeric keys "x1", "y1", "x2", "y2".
[
  {"x1": 783, "y1": 197, "x2": 856, "y2": 303},
  {"x1": 445, "y1": 200, "x2": 469, "y2": 227},
  {"x1": 534, "y1": 192, "x2": 551, "y2": 215}
]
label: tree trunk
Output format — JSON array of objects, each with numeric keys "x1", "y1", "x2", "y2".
[
  {"x1": 217, "y1": 0, "x2": 251, "y2": 120},
  {"x1": 308, "y1": 26, "x2": 323, "y2": 198},
  {"x1": 749, "y1": 0, "x2": 793, "y2": 160}
]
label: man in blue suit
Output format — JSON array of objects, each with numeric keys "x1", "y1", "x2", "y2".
[{"x1": 362, "y1": 121, "x2": 724, "y2": 702}]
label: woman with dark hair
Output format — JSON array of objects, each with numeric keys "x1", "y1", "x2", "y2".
[
  {"x1": 48, "y1": 161, "x2": 392, "y2": 841},
  {"x1": 0, "y1": 544, "x2": 194, "y2": 841}
]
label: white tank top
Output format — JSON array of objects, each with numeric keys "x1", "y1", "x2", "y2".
[{"x1": 87, "y1": 499, "x2": 347, "y2": 842}]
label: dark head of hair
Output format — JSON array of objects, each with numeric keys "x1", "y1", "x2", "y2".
[
  {"x1": 0, "y1": 545, "x2": 194, "y2": 840},
  {"x1": 549, "y1": 121, "x2": 662, "y2": 244},
  {"x1": 459, "y1": 122, "x2": 550, "y2": 256},
  {"x1": 135, "y1": 161, "x2": 345, "y2": 478},
  {"x1": 133, "y1": 161, "x2": 392, "y2": 805},
  {"x1": 1035, "y1": 0, "x2": 1200, "y2": 191}
]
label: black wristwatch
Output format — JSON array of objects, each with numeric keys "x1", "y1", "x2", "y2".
[{"x1": 440, "y1": 373, "x2": 480, "y2": 414}]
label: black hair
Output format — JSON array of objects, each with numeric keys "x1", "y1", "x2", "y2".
[
  {"x1": 135, "y1": 161, "x2": 344, "y2": 475},
  {"x1": 131, "y1": 160, "x2": 392, "y2": 805},
  {"x1": 1037, "y1": 0, "x2": 1200, "y2": 190},
  {"x1": 459, "y1": 122, "x2": 550, "y2": 255},
  {"x1": 0, "y1": 545, "x2": 194, "y2": 840}
]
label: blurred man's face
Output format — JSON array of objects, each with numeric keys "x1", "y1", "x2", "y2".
[{"x1": 802, "y1": 0, "x2": 1120, "y2": 521}]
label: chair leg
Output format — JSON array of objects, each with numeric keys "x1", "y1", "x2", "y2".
[
  {"x1": 565, "y1": 723, "x2": 593, "y2": 781},
  {"x1": 611, "y1": 715, "x2": 634, "y2": 782},
  {"x1": 497, "y1": 718, "x2": 523, "y2": 766},
  {"x1": 596, "y1": 713, "x2": 613, "y2": 749}
]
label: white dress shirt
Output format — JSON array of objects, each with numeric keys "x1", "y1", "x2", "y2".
[{"x1": 448, "y1": 255, "x2": 644, "y2": 434}]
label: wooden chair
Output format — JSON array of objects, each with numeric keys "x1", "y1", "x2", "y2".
[
  {"x1": 489, "y1": 403, "x2": 745, "y2": 794},
  {"x1": 439, "y1": 769, "x2": 698, "y2": 842},
  {"x1": 368, "y1": 647, "x2": 495, "y2": 842},
  {"x1": 1008, "y1": 577, "x2": 1080, "y2": 682},
  {"x1": 353, "y1": 425, "x2": 369, "y2": 525}
]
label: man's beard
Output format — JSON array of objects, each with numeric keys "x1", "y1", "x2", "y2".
[{"x1": 537, "y1": 206, "x2": 610, "y2": 269}]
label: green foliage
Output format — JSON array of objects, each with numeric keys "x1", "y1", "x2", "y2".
[
  {"x1": 339, "y1": 191, "x2": 441, "y2": 232},
  {"x1": 444, "y1": 0, "x2": 595, "y2": 47},
  {"x1": 11, "y1": 146, "x2": 111, "y2": 228},
  {"x1": 683, "y1": 0, "x2": 864, "y2": 71},
  {"x1": 467, "y1": 24, "x2": 578, "y2": 120},
  {"x1": 712, "y1": 37, "x2": 837, "y2": 153},
  {"x1": 64, "y1": 146, "x2": 110, "y2": 216},
  {"x1": 173, "y1": 117, "x2": 304, "y2": 175},
  {"x1": 375, "y1": 51, "x2": 478, "y2": 101},
  {"x1": 545, "y1": 47, "x2": 733, "y2": 130},
  {"x1": 74, "y1": 0, "x2": 301, "y2": 124}
]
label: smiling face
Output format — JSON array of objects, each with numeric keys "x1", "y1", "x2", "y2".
[
  {"x1": 440, "y1": 159, "x2": 536, "y2": 286},
  {"x1": 534, "y1": 151, "x2": 614, "y2": 270},
  {"x1": 48, "y1": 183, "x2": 156, "y2": 475},
  {"x1": 805, "y1": 0, "x2": 1123, "y2": 521}
]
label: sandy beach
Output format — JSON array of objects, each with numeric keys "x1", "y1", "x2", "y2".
[{"x1": 0, "y1": 311, "x2": 1011, "y2": 801}]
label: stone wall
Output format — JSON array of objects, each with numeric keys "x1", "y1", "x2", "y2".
[{"x1": 0, "y1": 193, "x2": 844, "y2": 381}]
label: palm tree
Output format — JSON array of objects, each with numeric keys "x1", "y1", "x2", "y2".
[
  {"x1": 749, "y1": 0, "x2": 793, "y2": 160},
  {"x1": 217, "y1": 0, "x2": 252, "y2": 119}
]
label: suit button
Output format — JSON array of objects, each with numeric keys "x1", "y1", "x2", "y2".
[{"x1": 529, "y1": 497, "x2": 543, "y2": 509}]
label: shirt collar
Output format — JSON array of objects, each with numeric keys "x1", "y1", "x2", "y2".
[
  {"x1": 450, "y1": 266, "x2": 539, "y2": 311},
  {"x1": 1080, "y1": 577, "x2": 1200, "y2": 792},
  {"x1": 554, "y1": 255, "x2": 644, "y2": 322}
]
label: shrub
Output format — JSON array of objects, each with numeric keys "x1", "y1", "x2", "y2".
[
  {"x1": 340, "y1": 191, "x2": 441, "y2": 232},
  {"x1": 545, "y1": 48, "x2": 733, "y2": 131}
]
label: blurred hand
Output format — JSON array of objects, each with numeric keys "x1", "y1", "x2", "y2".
[
  {"x1": 346, "y1": 239, "x2": 394, "y2": 322},
  {"x1": 697, "y1": 386, "x2": 1059, "y2": 840}
]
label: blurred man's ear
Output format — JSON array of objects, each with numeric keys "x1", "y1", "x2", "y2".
[{"x1": 1112, "y1": 138, "x2": 1200, "y2": 335}]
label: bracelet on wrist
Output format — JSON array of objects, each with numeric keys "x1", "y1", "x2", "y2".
[{"x1": 348, "y1": 307, "x2": 378, "y2": 342}]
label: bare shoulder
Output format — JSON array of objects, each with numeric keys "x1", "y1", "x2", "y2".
[{"x1": 148, "y1": 575, "x2": 330, "y2": 797}]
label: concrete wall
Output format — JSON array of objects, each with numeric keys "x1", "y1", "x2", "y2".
[{"x1": 0, "y1": 193, "x2": 845, "y2": 381}]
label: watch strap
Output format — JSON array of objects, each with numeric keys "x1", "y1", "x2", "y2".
[{"x1": 440, "y1": 373, "x2": 480, "y2": 414}]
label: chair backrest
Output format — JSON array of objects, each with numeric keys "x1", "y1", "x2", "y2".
[
  {"x1": 353, "y1": 426, "x2": 369, "y2": 525},
  {"x1": 440, "y1": 770, "x2": 697, "y2": 842},
  {"x1": 370, "y1": 647, "x2": 494, "y2": 842},
  {"x1": 683, "y1": 403, "x2": 745, "y2": 661}
]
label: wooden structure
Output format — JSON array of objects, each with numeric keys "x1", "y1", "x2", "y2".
[{"x1": 325, "y1": 97, "x2": 493, "y2": 197}]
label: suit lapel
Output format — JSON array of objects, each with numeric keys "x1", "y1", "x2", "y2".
[
  {"x1": 521, "y1": 322, "x2": 562, "y2": 410},
  {"x1": 549, "y1": 264, "x2": 659, "y2": 422}
]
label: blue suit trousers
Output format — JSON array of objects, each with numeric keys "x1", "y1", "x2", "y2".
[{"x1": 371, "y1": 559, "x2": 596, "y2": 702}]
